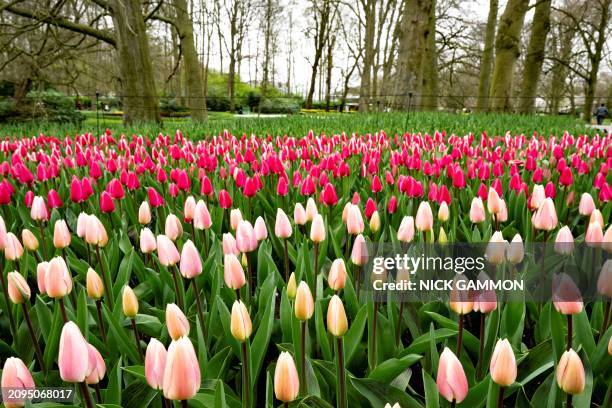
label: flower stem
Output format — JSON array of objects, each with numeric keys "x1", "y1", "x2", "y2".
[
  {"x1": 131, "y1": 318, "x2": 144, "y2": 360},
  {"x1": 59, "y1": 298, "x2": 69, "y2": 323},
  {"x1": 371, "y1": 301, "x2": 379, "y2": 369},
  {"x1": 476, "y1": 312, "x2": 486, "y2": 380},
  {"x1": 241, "y1": 342, "x2": 250, "y2": 408},
  {"x1": 336, "y1": 337, "x2": 347, "y2": 408},
  {"x1": 497, "y1": 386, "x2": 505, "y2": 408},
  {"x1": 94, "y1": 383, "x2": 102, "y2": 403},
  {"x1": 313, "y1": 242, "x2": 319, "y2": 277},
  {"x1": 78, "y1": 382, "x2": 95, "y2": 408},
  {"x1": 457, "y1": 314, "x2": 464, "y2": 357},
  {"x1": 171, "y1": 265, "x2": 184, "y2": 310},
  {"x1": 396, "y1": 302, "x2": 404, "y2": 345},
  {"x1": 300, "y1": 320, "x2": 307, "y2": 395},
  {"x1": 566, "y1": 393, "x2": 572, "y2": 408},
  {"x1": 38, "y1": 221, "x2": 48, "y2": 260},
  {"x1": 21, "y1": 302, "x2": 45, "y2": 374},
  {"x1": 567, "y1": 314, "x2": 573, "y2": 351},
  {"x1": 95, "y1": 246, "x2": 113, "y2": 309},
  {"x1": 601, "y1": 300, "x2": 610, "y2": 338},
  {"x1": 0, "y1": 269, "x2": 17, "y2": 338},
  {"x1": 181, "y1": 400, "x2": 188, "y2": 408},
  {"x1": 192, "y1": 279, "x2": 206, "y2": 340},
  {"x1": 283, "y1": 239, "x2": 289, "y2": 283},
  {"x1": 95, "y1": 300, "x2": 108, "y2": 347}
]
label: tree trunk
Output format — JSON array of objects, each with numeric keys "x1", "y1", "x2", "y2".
[
  {"x1": 394, "y1": 0, "x2": 432, "y2": 110},
  {"x1": 325, "y1": 35, "x2": 334, "y2": 112},
  {"x1": 488, "y1": 0, "x2": 529, "y2": 112},
  {"x1": 305, "y1": 0, "x2": 331, "y2": 109},
  {"x1": 475, "y1": 0, "x2": 498, "y2": 112},
  {"x1": 549, "y1": 22, "x2": 575, "y2": 114},
  {"x1": 359, "y1": 0, "x2": 376, "y2": 112},
  {"x1": 420, "y1": 0, "x2": 438, "y2": 111},
  {"x1": 110, "y1": 0, "x2": 160, "y2": 123},
  {"x1": 174, "y1": 0, "x2": 207, "y2": 121},
  {"x1": 582, "y1": 0, "x2": 610, "y2": 121},
  {"x1": 518, "y1": 0, "x2": 551, "y2": 113}
]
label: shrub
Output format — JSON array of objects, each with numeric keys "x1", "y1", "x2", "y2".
[{"x1": 0, "y1": 90, "x2": 84, "y2": 124}]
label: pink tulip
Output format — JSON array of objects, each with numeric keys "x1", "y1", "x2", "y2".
[
  {"x1": 0, "y1": 215, "x2": 7, "y2": 250},
  {"x1": 346, "y1": 204, "x2": 364, "y2": 235},
  {"x1": 85, "y1": 343, "x2": 106, "y2": 385},
  {"x1": 85, "y1": 215, "x2": 108, "y2": 247},
  {"x1": 230, "y1": 209, "x2": 243, "y2": 230},
  {"x1": 193, "y1": 200, "x2": 212, "y2": 230},
  {"x1": 183, "y1": 196, "x2": 196, "y2": 222},
  {"x1": 602, "y1": 225, "x2": 612, "y2": 253},
  {"x1": 585, "y1": 222, "x2": 603, "y2": 247},
  {"x1": 554, "y1": 226, "x2": 574, "y2": 255},
  {"x1": 578, "y1": 193, "x2": 595, "y2": 216},
  {"x1": 490, "y1": 339, "x2": 517, "y2": 386},
  {"x1": 397, "y1": 216, "x2": 415, "y2": 243},
  {"x1": 236, "y1": 220, "x2": 258, "y2": 253},
  {"x1": 552, "y1": 273, "x2": 583, "y2": 315},
  {"x1": 598, "y1": 260, "x2": 612, "y2": 297},
  {"x1": 294, "y1": 203, "x2": 307, "y2": 225},
  {"x1": 145, "y1": 338, "x2": 167, "y2": 390},
  {"x1": 7, "y1": 272, "x2": 30, "y2": 304},
  {"x1": 1, "y1": 357, "x2": 35, "y2": 408},
  {"x1": 179, "y1": 240, "x2": 202, "y2": 279},
  {"x1": 556, "y1": 349, "x2": 585, "y2": 395},
  {"x1": 139, "y1": 201, "x2": 152, "y2": 224},
  {"x1": 37, "y1": 261, "x2": 49, "y2": 294},
  {"x1": 305, "y1": 197, "x2": 318, "y2": 221},
  {"x1": 469, "y1": 197, "x2": 486, "y2": 223},
  {"x1": 165, "y1": 214, "x2": 183, "y2": 241},
  {"x1": 310, "y1": 214, "x2": 326, "y2": 243},
  {"x1": 4, "y1": 232, "x2": 23, "y2": 261},
  {"x1": 222, "y1": 233, "x2": 240, "y2": 256},
  {"x1": 254, "y1": 216, "x2": 268, "y2": 241},
  {"x1": 328, "y1": 259, "x2": 347, "y2": 291},
  {"x1": 415, "y1": 201, "x2": 434, "y2": 232},
  {"x1": 77, "y1": 212, "x2": 89, "y2": 238},
  {"x1": 156, "y1": 235, "x2": 180, "y2": 267},
  {"x1": 45, "y1": 256, "x2": 72, "y2": 299},
  {"x1": 275, "y1": 209, "x2": 293, "y2": 239},
  {"x1": 532, "y1": 197, "x2": 557, "y2": 231},
  {"x1": 351, "y1": 234, "x2": 368, "y2": 266},
  {"x1": 224, "y1": 254, "x2": 246, "y2": 290},
  {"x1": 140, "y1": 228, "x2": 157, "y2": 254},
  {"x1": 436, "y1": 347, "x2": 468, "y2": 403},
  {"x1": 162, "y1": 337, "x2": 200, "y2": 401},
  {"x1": 472, "y1": 272, "x2": 497, "y2": 313},
  {"x1": 53, "y1": 220, "x2": 71, "y2": 249},
  {"x1": 58, "y1": 322, "x2": 90, "y2": 382},
  {"x1": 166, "y1": 303, "x2": 190, "y2": 340},
  {"x1": 530, "y1": 184, "x2": 546, "y2": 209},
  {"x1": 274, "y1": 352, "x2": 300, "y2": 402},
  {"x1": 30, "y1": 196, "x2": 48, "y2": 221}
]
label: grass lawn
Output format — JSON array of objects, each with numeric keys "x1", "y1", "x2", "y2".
[{"x1": 0, "y1": 111, "x2": 600, "y2": 139}]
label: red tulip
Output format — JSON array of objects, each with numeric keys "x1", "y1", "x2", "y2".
[
  {"x1": 219, "y1": 189, "x2": 232, "y2": 209},
  {"x1": 321, "y1": 183, "x2": 338, "y2": 206},
  {"x1": 100, "y1": 191, "x2": 115, "y2": 213},
  {"x1": 148, "y1": 187, "x2": 165, "y2": 208},
  {"x1": 70, "y1": 177, "x2": 83, "y2": 203},
  {"x1": 47, "y1": 189, "x2": 63, "y2": 209},
  {"x1": 559, "y1": 167, "x2": 573, "y2": 186}
]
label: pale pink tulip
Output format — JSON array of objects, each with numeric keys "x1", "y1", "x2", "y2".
[
  {"x1": 274, "y1": 352, "x2": 300, "y2": 402},
  {"x1": 85, "y1": 343, "x2": 106, "y2": 385},
  {"x1": 310, "y1": 214, "x2": 326, "y2": 243},
  {"x1": 193, "y1": 200, "x2": 212, "y2": 230},
  {"x1": 53, "y1": 220, "x2": 71, "y2": 249},
  {"x1": 556, "y1": 349, "x2": 585, "y2": 395},
  {"x1": 224, "y1": 254, "x2": 246, "y2": 290},
  {"x1": 254, "y1": 216, "x2": 268, "y2": 241},
  {"x1": 230, "y1": 209, "x2": 243, "y2": 230},
  {"x1": 327, "y1": 295, "x2": 348, "y2": 337},
  {"x1": 183, "y1": 196, "x2": 196, "y2": 222},
  {"x1": 554, "y1": 226, "x2": 574, "y2": 255},
  {"x1": 145, "y1": 338, "x2": 167, "y2": 390},
  {"x1": 469, "y1": 197, "x2": 486, "y2": 223},
  {"x1": 346, "y1": 204, "x2": 364, "y2": 235},
  {"x1": 236, "y1": 220, "x2": 258, "y2": 253},
  {"x1": 436, "y1": 348, "x2": 468, "y2": 403},
  {"x1": 305, "y1": 197, "x2": 318, "y2": 221},
  {"x1": 166, "y1": 303, "x2": 190, "y2": 340},
  {"x1": 156, "y1": 235, "x2": 180, "y2": 267},
  {"x1": 578, "y1": 193, "x2": 595, "y2": 216},
  {"x1": 77, "y1": 212, "x2": 89, "y2": 238},
  {"x1": 598, "y1": 260, "x2": 612, "y2": 297},
  {"x1": 530, "y1": 185, "x2": 546, "y2": 209},
  {"x1": 222, "y1": 233, "x2": 240, "y2": 256},
  {"x1": 397, "y1": 216, "x2": 415, "y2": 243},
  {"x1": 415, "y1": 201, "x2": 434, "y2": 232},
  {"x1": 85, "y1": 215, "x2": 108, "y2": 247},
  {"x1": 165, "y1": 214, "x2": 183, "y2": 241},
  {"x1": 179, "y1": 240, "x2": 202, "y2": 279},
  {"x1": 1, "y1": 357, "x2": 35, "y2": 408},
  {"x1": 45, "y1": 256, "x2": 72, "y2": 299},
  {"x1": 275, "y1": 209, "x2": 293, "y2": 238},
  {"x1": 552, "y1": 273, "x2": 583, "y2": 315},
  {"x1": 0, "y1": 215, "x2": 7, "y2": 250},
  {"x1": 58, "y1": 322, "x2": 89, "y2": 382},
  {"x1": 4, "y1": 233, "x2": 23, "y2": 261},
  {"x1": 585, "y1": 222, "x2": 603, "y2": 247},
  {"x1": 7, "y1": 272, "x2": 30, "y2": 304},
  {"x1": 140, "y1": 228, "x2": 157, "y2": 254},
  {"x1": 162, "y1": 337, "x2": 200, "y2": 401},
  {"x1": 138, "y1": 201, "x2": 152, "y2": 224},
  {"x1": 532, "y1": 197, "x2": 557, "y2": 231},
  {"x1": 30, "y1": 196, "x2": 48, "y2": 221},
  {"x1": 351, "y1": 234, "x2": 368, "y2": 266},
  {"x1": 295, "y1": 281, "x2": 314, "y2": 321},
  {"x1": 487, "y1": 187, "x2": 502, "y2": 214},
  {"x1": 294, "y1": 203, "x2": 307, "y2": 226},
  {"x1": 490, "y1": 339, "x2": 516, "y2": 386},
  {"x1": 328, "y1": 259, "x2": 347, "y2": 291},
  {"x1": 37, "y1": 261, "x2": 49, "y2": 294}
]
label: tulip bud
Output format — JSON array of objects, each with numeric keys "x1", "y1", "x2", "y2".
[
  {"x1": 30, "y1": 196, "x2": 49, "y2": 221},
  {"x1": 179, "y1": 240, "x2": 202, "y2": 279},
  {"x1": 310, "y1": 214, "x2": 326, "y2": 243},
  {"x1": 415, "y1": 201, "x2": 434, "y2": 232},
  {"x1": 85, "y1": 343, "x2": 106, "y2": 385},
  {"x1": 4, "y1": 233, "x2": 23, "y2": 261},
  {"x1": 469, "y1": 197, "x2": 486, "y2": 223},
  {"x1": 602, "y1": 225, "x2": 612, "y2": 253},
  {"x1": 274, "y1": 352, "x2": 300, "y2": 402},
  {"x1": 578, "y1": 193, "x2": 595, "y2": 216},
  {"x1": 85, "y1": 215, "x2": 108, "y2": 247},
  {"x1": 450, "y1": 275, "x2": 473, "y2": 315},
  {"x1": 438, "y1": 202, "x2": 450, "y2": 222},
  {"x1": 506, "y1": 234, "x2": 524, "y2": 264},
  {"x1": 184, "y1": 196, "x2": 196, "y2": 222},
  {"x1": 294, "y1": 203, "x2": 307, "y2": 226},
  {"x1": 222, "y1": 233, "x2": 239, "y2": 256},
  {"x1": 585, "y1": 221, "x2": 603, "y2": 247},
  {"x1": 295, "y1": 282, "x2": 314, "y2": 320},
  {"x1": 163, "y1": 337, "x2": 200, "y2": 401},
  {"x1": 305, "y1": 197, "x2": 318, "y2": 221},
  {"x1": 145, "y1": 338, "x2": 167, "y2": 390},
  {"x1": 496, "y1": 199, "x2": 508, "y2": 223},
  {"x1": 236, "y1": 220, "x2": 258, "y2": 253},
  {"x1": 369, "y1": 211, "x2": 381, "y2": 233},
  {"x1": 275, "y1": 209, "x2": 293, "y2": 239},
  {"x1": 532, "y1": 198, "x2": 558, "y2": 231},
  {"x1": 487, "y1": 188, "x2": 502, "y2": 214},
  {"x1": 351, "y1": 234, "x2": 368, "y2": 266},
  {"x1": 86, "y1": 268, "x2": 104, "y2": 300},
  {"x1": 166, "y1": 303, "x2": 189, "y2": 340},
  {"x1": 472, "y1": 272, "x2": 497, "y2": 313},
  {"x1": 7, "y1": 272, "x2": 30, "y2": 304},
  {"x1": 328, "y1": 259, "x2": 347, "y2": 291},
  {"x1": 230, "y1": 300, "x2": 252, "y2": 342},
  {"x1": 554, "y1": 226, "x2": 574, "y2": 255},
  {"x1": 556, "y1": 349, "x2": 585, "y2": 395},
  {"x1": 552, "y1": 273, "x2": 583, "y2": 315},
  {"x1": 436, "y1": 347, "x2": 468, "y2": 403},
  {"x1": 486, "y1": 231, "x2": 507, "y2": 265},
  {"x1": 139, "y1": 201, "x2": 152, "y2": 224},
  {"x1": 77, "y1": 212, "x2": 89, "y2": 238},
  {"x1": 156, "y1": 235, "x2": 180, "y2": 266},
  {"x1": 327, "y1": 295, "x2": 348, "y2": 337},
  {"x1": 58, "y1": 322, "x2": 89, "y2": 382},
  {"x1": 346, "y1": 204, "x2": 364, "y2": 235},
  {"x1": 598, "y1": 260, "x2": 612, "y2": 297},
  {"x1": 438, "y1": 227, "x2": 448, "y2": 244},
  {"x1": 122, "y1": 286, "x2": 139, "y2": 318},
  {"x1": 53, "y1": 220, "x2": 71, "y2": 249},
  {"x1": 1, "y1": 357, "x2": 35, "y2": 407},
  {"x1": 140, "y1": 228, "x2": 157, "y2": 254},
  {"x1": 230, "y1": 209, "x2": 243, "y2": 230},
  {"x1": 193, "y1": 200, "x2": 212, "y2": 230},
  {"x1": 254, "y1": 216, "x2": 268, "y2": 241},
  {"x1": 490, "y1": 339, "x2": 517, "y2": 386},
  {"x1": 224, "y1": 254, "x2": 246, "y2": 290},
  {"x1": 37, "y1": 261, "x2": 49, "y2": 294},
  {"x1": 397, "y1": 216, "x2": 415, "y2": 243},
  {"x1": 287, "y1": 273, "x2": 297, "y2": 299},
  {"x1": 165, "y1": 213, "x2": 183, "y2": 241},
  {"x1": 45, "y1": 256, "x2": 72, "y2": 299},
  {"x1": 21, "y1": 229, "x2": 39, "y2": 251}
]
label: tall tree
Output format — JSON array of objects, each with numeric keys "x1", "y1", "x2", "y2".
[
  {"x1": 548, "y1": 11, "x2": 576, "y2": 114},
  {"x1": 518, "y1": 0, "x2": 552, "y2": 113},
  {"x1": 305, "y1": 0, "x2": 334, "y2": 108},
  {"x1": 488, "y1": 0, "x2": 530, "y2": 112},
  {"x1": 358, "y1": 0, "x2": 376, "y2": 111},
  {"x1": 2, "y1": 0, "x2": 161, "y2": 123},
  {"x1": 475, "y1": 0, "x2": 498, "y2": 112},
  {"x1": 225, "y1": 0, "x2": 252, "y2": 112},
  {"x1": 420, "y1": 0, "x2": 438, "y2": 111},
  {"x1": 394, "y1": 0, "x2": 433, "y2": 110}
]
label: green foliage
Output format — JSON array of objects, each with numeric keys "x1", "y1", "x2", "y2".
[{"x1": 0, "y1": 90, "x2": 84, "y2": 124}]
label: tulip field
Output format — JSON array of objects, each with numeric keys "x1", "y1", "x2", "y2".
[{"x1": 0, "y1": 114, "x2": 611, "y2": 408}]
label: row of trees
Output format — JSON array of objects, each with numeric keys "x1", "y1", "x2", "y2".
[{"x1": 0, "y1": 0, "x2": 610, "y2": 123}]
